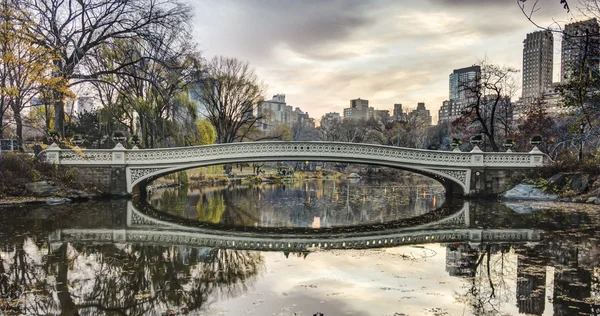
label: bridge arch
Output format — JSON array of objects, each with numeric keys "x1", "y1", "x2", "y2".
[{"x1": 130, "y1": 156, "x2": 468, "y2": 197}]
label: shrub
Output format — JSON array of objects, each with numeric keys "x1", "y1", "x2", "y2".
[{"x1": 0, "y1": 153, "x2": 72, "y2": 197}]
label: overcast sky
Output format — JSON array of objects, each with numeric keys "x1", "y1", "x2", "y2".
[{"x1": 190, "y1": 0, "x2": 575, "y2": 123}]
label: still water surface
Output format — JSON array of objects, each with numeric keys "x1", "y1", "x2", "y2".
[{"x1": 1, "y1": 177, "x2": 600, "y2": 315}]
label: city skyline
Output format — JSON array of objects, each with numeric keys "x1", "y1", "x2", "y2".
[{"x1": 190, "y1": 0, "x2": 572, "y2": 123}]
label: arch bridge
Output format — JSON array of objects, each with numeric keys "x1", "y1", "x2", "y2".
[
  {"x1": 44, "y1": 141, "x2": 549, "y2": 196},
  {"x1": 47, "y1": 201, "x2": 541, "y2": 252}
]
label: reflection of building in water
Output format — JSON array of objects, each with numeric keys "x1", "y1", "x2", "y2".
[
  {"x1": 445, "y1": 244, "x2": 478, "y2": 277},
  {"x1": 553, "y1": 267, "x2": 593, "y2": 315},
  {"x1": 516, "y1": 248, "x2": 546, "y2": 315},
  {"x1": 546, "y1": 239, "x2": 598, "y2": 315}
]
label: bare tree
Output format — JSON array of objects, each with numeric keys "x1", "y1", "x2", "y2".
[
  {"x1": 460, "y1": 61, "x2": 519, "y2": 151},
  {"x1": 24, "y1": 0, "x2": 192, "y2": 137},
  {"x1": 193, "y1": 56, "x2": 265, "y2": 144}
]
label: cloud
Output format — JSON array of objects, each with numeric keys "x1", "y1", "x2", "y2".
[
  {"x1": 190, "y1": 0, "x2": 573, "y2": 122},
  {"x1": 193, "y1": 0, "x2": 376, "y2": 62}
]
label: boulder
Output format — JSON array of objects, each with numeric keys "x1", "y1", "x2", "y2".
[
  {"x1": 500, "y1": 184, "x2": 559, "y2": 201},
  {"x1": 46, "y1": 198, "x2": 71, "y2": 205},
  {"x1": 570, "y1": 173, "x2": 590, "y2": 193},
  {"x1": 64, "y1": 189, "x2": 92, "y2": 199},
  {"x1": 25, "y1": 181, "x2": 61, "y2": 197},
  {"x1": 548, "y1": 172, "x2": 566, "y2": 188},
  {"x1": 587, "y1": 197, "x2": 597, "y2": 204}
]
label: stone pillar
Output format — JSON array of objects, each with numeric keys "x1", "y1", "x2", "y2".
[
  {"x1": 469, "y1": 146, "x2": 485, "y2": 195},
  {"x1": 45, "y1": 143, "x2": 61, "y2": 164},
  {"x1": 529, "y1": 147, "x2": 545, "y2": 166},
  {"x1": 112, "y1": 143, "x2": 126, "y2": 164},
  {"x1": 109, "y1": 143, "x2": 128, "y2": 195}
]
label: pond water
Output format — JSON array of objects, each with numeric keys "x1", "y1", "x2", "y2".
[
  {"x1": 1, "y1": 177, "x2": 600, "y2": 315},
  {"x1": 148, "y1": 177, "x2": 446, "y2": 229}
]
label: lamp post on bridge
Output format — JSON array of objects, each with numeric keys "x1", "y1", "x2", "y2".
[
  {"x1": 503, "y1": 139, "x2": 515, "y2": 152},
  {"x1": 72, "y1": 134, "x2": 84, "y2": 149},
  {"x1": 469, "y1": 134, "x2": 483, "y2": 152},
  {"x1": 450, "y1": 138, "x2": 462, "y2": 152},
  {"x1": 112, "y1": 131, "x2": 127, "y2": 149},
  {"x1": 530, "y1": 135, "x2": 542, "y2": 153},
  {"x1": 129, "y1": 135, "x2": 141, "y2": 150}
]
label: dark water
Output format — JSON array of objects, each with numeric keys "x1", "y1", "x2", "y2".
[{"x1": 1, "y1": 179, "x2": 600, "y2": 315}]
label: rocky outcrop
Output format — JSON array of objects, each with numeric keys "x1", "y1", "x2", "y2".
[
  {"x1": 570, "y1": 173, "x2": 590, "y2": 193},
  {"x1": 500, "y1": 184, "x2": 559, "y2": 201},
  {"x1": 25, "y1": 181, "x2": 61, "y2": 197},
  {"x1": 548, "y1": 172, "x2": 566, "y2": 189}
]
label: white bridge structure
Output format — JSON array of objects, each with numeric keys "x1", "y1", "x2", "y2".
[
  {"x1": 48, "y1": 201, "x2": 540, "y2": 252},
  {"x1": 44, "y1": 141, "x2": 550, "y2": 196}
]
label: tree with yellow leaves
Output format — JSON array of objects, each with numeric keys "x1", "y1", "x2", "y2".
[{"x1": 0, "y1": 0, "x2": 67, "y2": 145}]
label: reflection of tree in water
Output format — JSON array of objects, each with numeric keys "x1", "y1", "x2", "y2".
[
  {"x1": 1, "y1": 237, "x2": 263, "y2": 315},
  {"x1": 156, "y1": 178, "x2": 444, "y2": 228},
  {"x1": 196, "y1": 193, "x2": 226, "y2": 223},
  {"x1": 151, "y1": 187, "x2": 190, "y2": 218},
  {"x1": 0, "y1": 238, "x2": 57, "y2": 315},
  {"x1": 450, "y1": 243, "x2": 516, "y2": 315}
]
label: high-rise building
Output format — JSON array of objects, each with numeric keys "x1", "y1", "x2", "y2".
[
  {"x1": 522, "y1": 30, "x2": 554, "y2": 101},
  {"x1": 374, "y1": 109, "x2": 390, "y2": 122},
  {"x1": 322, "y1": 112, "x2": 341, "y2": 121},
  {"x1": 449, "y1": 65, "x2": 481, "y2": 104},
  {"x1": 343, "y1": 98, "x2": 373, "y2": 120},
  {"x1": 444, "y1": 65, "x2": 481, "y2": 124},
  {"x1": 561, "y1": 18, "x2": 600, "y2": 82},
  {"x1": 393, "y1": 103, "x2": 405, "y2": 121},
  {"x1": 408, "y1": 102, "x2": 432, "y2": 126},
  {"x1": 438, "y1": 100, "x2": 461, "y2": 124},
  {"x1": 257, "y1": 94, "x2": 304, "y2": 131}
]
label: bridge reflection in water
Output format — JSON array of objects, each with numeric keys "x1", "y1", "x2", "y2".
[
  {"x1": 4, "y1": 200, "x2": 600, "y2": 315},
  {"x1": 48, "y1": 201, "x2": 541, "y2": 252}
]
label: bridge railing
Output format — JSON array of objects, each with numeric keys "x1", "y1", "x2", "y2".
[{"x1": 44, "y1": 141, "x2": 549, "y2": 168}]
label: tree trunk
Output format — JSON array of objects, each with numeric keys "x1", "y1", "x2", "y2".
[
  {"x1": 45, "y1": 103, "x2": 51, "y2": 136},
  {"x1": 54, "y1": 93, "x2": 65, "y2": 138},
  {"x1": 56, "y1": 243, "x2": 78, "y2": 316},
  {"x1": 14, "y1": 111, "x2": 22, "y2": 151},
  {"x1": 0, "y1": 109, "x2": 3, "y2": 139}
]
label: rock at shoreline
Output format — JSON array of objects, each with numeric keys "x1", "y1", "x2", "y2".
[
  {"x1": 586, "y1": 197, "x2": 597, "y2": 204},
  {"x1": 501, "y1": 184, "x2": 558, "y2": 201},
  {"x1": 46, "y1": 198, "x2": 71, "y2": 205},
  {"x1": 548, "y1": 173, "x2": 566, "y2": 189},
  {"x1": 570, "y1": 173, "x2": 590, "y2": 193},
  {"x1": 25, "y1": 181, "x2": 61, "y2": 197}
]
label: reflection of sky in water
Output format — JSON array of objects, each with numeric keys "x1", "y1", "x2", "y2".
[
  {"x1": 2, "y1": 200, "x2": 600, "y2": 315},
  {"x1": 206, "y1": 245, "x2": 545, "y2": 316},
  {"x1": 150, "y1": 178, "x2": 446, "y2": 228}
]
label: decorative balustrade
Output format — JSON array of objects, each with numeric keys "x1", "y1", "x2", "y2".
[
  {"x1": 45, "y1": 141, "x2": 548, "y2": 168},
  {"x1": 50, "y1": 227, "x2": 540, "y2": 252}
]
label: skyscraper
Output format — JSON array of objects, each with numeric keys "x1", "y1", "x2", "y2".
[
  {"x1": 393, "y1": 103, "x2": 404, "y2": 120},
  {"x1": 343, "y1": 98, "x2": 373, "y2": 120},
  {"x1": 449, "y1": 65, "x2": 481, "y2": 104},
  {"x1": 408, "y1": 102, "x2": 432, "y2": 126},
  {"x1": 522, "y1": 30, "x2": 553, "y2": 101},
  {"x1": 561, "y1": 18, "x2": 600, "y2": 82},
  {"x1": 439, "y1": 65, "x2": 481, "y2": 123}
]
